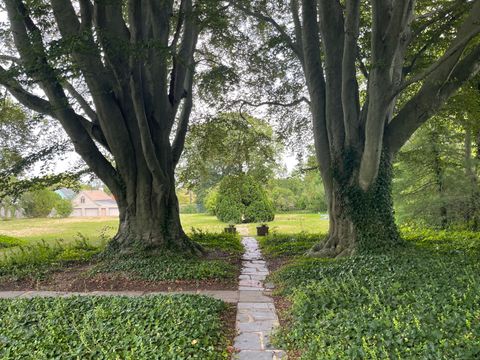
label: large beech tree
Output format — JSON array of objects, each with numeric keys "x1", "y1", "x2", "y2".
[
  {"x1": 0, "y1": 0, "x2": 218, "y2": 252},
  {"x1": 232, "y1": 0, "x2": 480, "y2": 255}
]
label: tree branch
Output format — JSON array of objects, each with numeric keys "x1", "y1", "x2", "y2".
[
  {"x1": 233, "y1": 96, "x2": 311, "y2": 109},
  {"x1": 5, "y1": 0, "x2": 123, "y2": 196},
  {"x1": 395, "y1": 25, "x2": 480, "y2": 96},
  {"x1": 62, "y1": 80, "x2": 98, "y2": 123},
  {"x1": 386, "y1": 43, "x2": 480, "y2": 155},
  {"x1": 231, "y1": 0, "x2": 301, "y2": 58},
  {"x1": 342, "y1": 0, "x2": 361, "y2": 148}
]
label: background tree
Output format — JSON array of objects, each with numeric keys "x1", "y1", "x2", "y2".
[
  {"x1": 177, "y1": 112, "x2": 280, "y2": 208},
  {"x1": 0, "y1": 0, "x2": 227, "y2": 253},
  {"x1": 0, "y1": 96, "x2": 79, "y2": 218},
  {"x1": 55, "y1": 197, "x2": 73, "y2": 218},
  {"x1": 394, "y1": 80, "x2": 480, "y2": 230},
  {"x1": 21, "y1": 189, "x2": 58, "y2": 218},
  {"x1": 227, "y1": 0, "x2": 480, "y2": 256},
  {"x1": 268, "y1": 151, "x2": 328, "y2": 212}
]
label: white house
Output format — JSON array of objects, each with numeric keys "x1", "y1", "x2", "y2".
[{"x1": 71, "y1": 190, "x2": 119, "y2": 217}]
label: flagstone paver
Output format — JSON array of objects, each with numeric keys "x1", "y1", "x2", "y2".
[{"x1": 233, "y1": 237, "x2": 286, "y2": 359}]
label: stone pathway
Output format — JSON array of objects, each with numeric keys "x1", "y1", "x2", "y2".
[
  {"x1": 233, "y1": 237, "x2": 286, "y2": 359},
  {"x1": 0, "y1": 290, "x2": 239, "y2": 303}
]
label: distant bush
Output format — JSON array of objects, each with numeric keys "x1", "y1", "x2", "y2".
[
  {"x1": 0, "y1": 234, "x2": 26, "y2": 248},
  {"x1": 21, "y1": 189, "x2": 60, "y2": 218},
  {"x1": 190, "y1": 228, "x2": 243, "y2": 254},
  {"x1": 216, "y1": 174, "x2": 274, "y2": 224},
  {"x1": 270, "y1": 187, "x2": 297, "y2": 212},
  {"x1": 55, "y1": 198, "x2": 73, "y2": 217}
]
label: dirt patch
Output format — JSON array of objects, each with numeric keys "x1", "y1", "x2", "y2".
[
  {"x1": 265, "y1": 257, "x2": 292, "y2": 273},
  {"x1": 221, "y1": 304, "x2": 238, "y2": 356},
  {"x1": 272, "y1": 295, "x2": 301, "y2": 360}
]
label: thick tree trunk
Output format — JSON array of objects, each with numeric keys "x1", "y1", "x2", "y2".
[
  {"x1": 309, "y1": 151, "x2": 402, "y2": 257},
  {"x1": 430, "y1": 131, "x2": 448, "y2": 229},
  {"x1": 108, "y1": 174, "x2": 202, "y2": 255}
]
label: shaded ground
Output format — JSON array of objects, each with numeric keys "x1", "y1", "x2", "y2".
[
  {"x1": 258, "y1": 230, "x2": 480, "y2": 359},
  {"x1": 0, "y1": 232, "x2": 244, "y2": 292},
  {"x1": 0, "y1": 247, "x2": 242, "y2": 292},
  {"x1": 0, "y1": 262, "x2": 240, "y2": 292}
]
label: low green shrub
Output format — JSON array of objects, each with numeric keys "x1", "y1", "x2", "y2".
[
  {"x1": 0, "y1": 234, "x2": 26, "y2": 248},
  {"x1": 270, "y1": 230, "x2": 480, "y2": 358},
  {"x1": 401, "y1": 225, "x2": 480, "y2": 254},
  {"x1": 258, "y1": 232, "x2": 327, "y2": 258},
  {"x1": 190, "y1": 228, "x2": 243, "y2": 254},
  {"x1": 92, "y1": 230, "x2": 241, "y2": 281},
  {"x1": 0, "y1": 295, "x2": 231, "y2": 359}
]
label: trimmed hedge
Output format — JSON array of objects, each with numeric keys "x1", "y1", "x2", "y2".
[{"x1": 216, "y1": 174, "x2": 274, "y2": 224}]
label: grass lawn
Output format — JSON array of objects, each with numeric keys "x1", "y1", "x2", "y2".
[
  {"x1": 0, "y1": 294, "x2": 233, "y2": 359},
  {"x1": 262, "y1": 229, "x2": 480, "y2": 359},
  {"x1": 246, "y1": 213, "x2": 329, "y2": 235},
  {"x1": 0, "y1": 213, "x2": 329, "y2": 247}
]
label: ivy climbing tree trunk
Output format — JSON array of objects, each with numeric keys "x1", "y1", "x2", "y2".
[
  {"x1": 0, "y1": 0, "x2": 204, "y2": 253},
  {"x1": 236, "y1": 0, "x2": 480, "y2": 255}
]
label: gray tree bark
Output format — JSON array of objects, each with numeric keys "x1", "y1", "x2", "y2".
[
  {"x1": 1, "y1": 0, "x2": 201, "y2": 253},
  {"x1": 237, "y1": 0, "x2": 480, "y2": 255}
]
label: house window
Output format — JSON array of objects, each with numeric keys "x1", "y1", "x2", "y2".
[{"x1": 80, "y1": 196, "x2": 85, "y2": 204}]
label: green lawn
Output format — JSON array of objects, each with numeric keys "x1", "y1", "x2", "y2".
[
  {"x1": 0, "y1": 295, "x2": 232, "y2": 359},
  {"x1": 0, "y1": 213, "x2": 329, "y2": 247},
  {"x1": 246, "y1": 213, "x2": 329, "y2": 235}
]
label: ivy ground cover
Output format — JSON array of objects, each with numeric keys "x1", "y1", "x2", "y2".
[
  {"x1": 0, "y1": 295, "x2": 232, "y2": 359},
  {"x1": 261, "y1": 230, "x2": 480, "y2": 359}
]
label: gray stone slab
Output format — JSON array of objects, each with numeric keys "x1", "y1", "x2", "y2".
[
  {"x1": 239, "y1": 291, "x2": 272, "y2": 303},
  {"x1": 238, "y1": 302, "x2": 275, "y2": 310},
  {"x1": 236, "y1": 350, "x2": 274, "y2": 360},
  {"x1": 235, "y1": 350, "x2": 287, "y2": 360},
  {"x1": 234, "y1": 332, "x2": 263, "y2": 350},
  {"x1": 0, "y1": 291, "x2": 25, "y2": 298},
  {"x1": 239, "y1": 279, "x2": 264, "y2": 287},
  {"x1": 19, "y1": 291, "x2": 69, "y2": 298},
  {"x1": 90, "y1": 291, "x2": 145, "y2": 297},
  {"x1": 239, "y1": 287, "x2": 265, "y2": 291},
  {"x1": 237, "y1": 320, "x2": 279, "y2": 332},
  {"x1": 237, "y1": 311, "x2": 278, "y2": 322},
  {"x1": 250, "y1": 275, "x2": 267, "y2": 281},
  {"x1": 242, "y1": 269, "x2": 269, "y2": 275}
]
